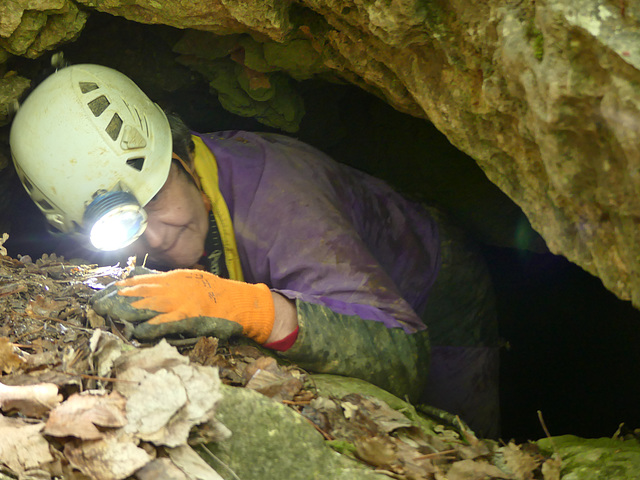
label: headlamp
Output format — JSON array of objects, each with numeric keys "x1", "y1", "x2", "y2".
[{"x1": 84, "y1": 191, "x2": 147, "y2": 251}]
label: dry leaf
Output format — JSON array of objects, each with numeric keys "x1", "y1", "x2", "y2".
[
  {"x1": 118, "y1": 367, "x2": 188, "y2": 443},
  {"x1": 167, "y1": 445, "x2": 225, "y2": 480},
  {"x1": 0, "y1": 337, "x2": 25, "y2": 374},
  {"x1": 114, "y1": 340, "x2": 224, "y2": 447},
  {"x1": 113, "y1": 338, "x2": 189, "y2": 373},
  {"x1": 89, "y1": 330, "x2": 125, "y2": 378},
  {"x1": 0, "y1": 381, "x2": 62, "y2": 417},
  {"x1": 26, "y1": 295, "x2": 67, "y2": 317},
  {"x1": 354, "y1": 435, "x2": 398, "y2": 468},
  {"x1": 64, "y1": 432, "x2": 151, "y2": 480},
  {"x1": 542, "y1": 457, "x2": 561, "y2": 480},
  {"x1": 499, "y1": 442, "x2": 541, "y2": 480},
  {"x1": 0, "y1": 233, "x2": 8, "y2": 256},
  {"x1": 445, "y1": 459, "x2": 510, "y2": 480},
  {"x1": 343, "y1": 394, "x2": 414, "y2": 433},
  {"x1": 45, "y1": 391, "x2": 127, "y2": 440},
  {"x1": 189, "y1": 336, "x2": 219, "y2": 365},
  {"x1": 245, "y1": 368, "x2": 303, "y2": 402},
  {"x1": 136, "y1": 458, "x2": 189, "y2": 480},
  {"x1": 0, "y1": 415, "x2": 53, "y2": 474},
  {"x1": 86, "y1": 308, "x2": 105, "y2": 328}
]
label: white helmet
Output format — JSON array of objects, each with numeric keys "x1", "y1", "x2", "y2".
[{"x1": 9, "y1": 64, "x2": 172, "y2": 250}]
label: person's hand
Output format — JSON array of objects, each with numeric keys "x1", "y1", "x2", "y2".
[{"x1": 91, "y1": 269, "x2": 275, "y2": 342}]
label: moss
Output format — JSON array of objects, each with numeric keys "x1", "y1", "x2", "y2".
[
  {"x1": 533, "y1": 31, "x2": 544, "y2": 61},
  {"x1": 416, "y1": 0, "x2": 449, "y2": 39},
  {"x1": 326, "y1": 439, "x2": 358, "y2": 457},
  {"x1": 537, "y1": 435, "x2": 640, "y2": 479},
  {"x1": 526, "y1": 21, "x2": 544, "y2": 62},
  {"x1": 201, "y1": 385, "x2": 387, "y2": 480}
]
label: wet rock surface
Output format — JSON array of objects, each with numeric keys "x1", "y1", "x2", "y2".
[{"x1": 0, "y1": 0, "x2": 639, "y2": 307}]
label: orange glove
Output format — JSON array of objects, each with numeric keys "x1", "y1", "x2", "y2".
[{"x1": 116, "y1": 270, "x2": 275, "y2": 344}]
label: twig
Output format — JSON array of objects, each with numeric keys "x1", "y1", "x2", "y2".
[
  {"x1": 302, "y1": 416, "x2": 334, "y2": 441},
  {"x1": 537, "y1": 410, "x2": 558, "y2": 453},
  {"x1": 0, "y1": 283, "x2": 27, "y2": 298},
  {"x1": 417, "y1": 404, "x2": 475, "y2": 436},
  {"x1": 282, "y1": 399, "x2": 312, "y2": 406},
  {"x1": 12, "y1": 323, "x2": 45, "y2": 343},
  {"x1": 60, "y1": 371, "x2": 138, "y2": 384},
  {"x1": 16, "y1": 311, "x2": 93, "y2": 332},
  {"x1": 107, "y1": 317, "x2": 132, "y2": 345},
  {"x1": 198, "y1": 444, "x2": 243, "y2": 480},
  {"x1": 414, "y1": 448, "x2": 458, "y2": 461}
]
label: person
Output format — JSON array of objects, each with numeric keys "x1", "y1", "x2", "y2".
[{"x1": 9, "y1": 64, "x2": 499, "y2": 436}]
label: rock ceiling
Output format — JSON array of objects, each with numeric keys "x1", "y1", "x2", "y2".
[{"x1": 1, "y1": 0, "x2": 640, "y2": 308}]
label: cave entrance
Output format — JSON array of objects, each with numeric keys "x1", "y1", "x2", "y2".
[{"x1": 2, "y1": 12, "x2": 640, "y2": 443}]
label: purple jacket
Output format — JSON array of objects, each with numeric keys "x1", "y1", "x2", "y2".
[{"x1": 197, "y1": 131, "x2": 440, "y2": 334}]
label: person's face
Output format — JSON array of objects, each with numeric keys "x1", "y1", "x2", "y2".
[{"x1": 126, "y1": 162, "x2": 208, "y2": 268}]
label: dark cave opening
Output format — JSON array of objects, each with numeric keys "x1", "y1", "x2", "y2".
[{"x1": 2, "y1": 12, "x2": 640, "y2": 443}]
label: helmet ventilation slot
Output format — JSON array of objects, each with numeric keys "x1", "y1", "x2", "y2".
[
  {"x1": 21, "y1": 175, "x2": 34, "y2": 193},
  {"x1": 126, "y1": 157, "x2": 145, "y2": 171},
  {"x1": 106, "y1": 113, "x2": 123, "y2": 141},
  {"x1": 88, "y1": 95, "x2": 110, "y2": 117},
  {"x1": 36, "y1": 198, "x2": 55, "y2": 211},
  {"x1": 79, "y1": 82, "x2": 99, "y2": 94}
]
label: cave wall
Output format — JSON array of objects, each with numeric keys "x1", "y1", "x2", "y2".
[{"x1": 1, "y1": 0, "x2": 640, "y2": 308}]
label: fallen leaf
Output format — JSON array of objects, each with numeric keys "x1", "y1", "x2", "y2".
[
  {"x1": 113, "y1": 338, "x2": 189, "y2": 373},
  {"x1": 0, "y1": 337, "x2": 25, "y2": 374},
  {"x1": 64, "y1": 432, "x2": 151, "y2": 480},
  {"x1": 354, "y1": 435, "x2": 398, "y2": 468},
  {"x1": 26, "y1": 295, "x2": 67, "y2": 317},
  {"x1": 167, "y1": 445, "x2": 225, "y2": 480},
  {"x1": 245, "y1": 368, "x2": 303, "y2": 402},
  {"x1": 0, "y1": 233, "x2": 8, "y2": 256},
  {"x1": 86, "y1": 308, "x2": 105, "y2": 328},
  {"x1": 118, "y1": 366, "x2": 188, "y2": 443},
  {"x1": 542, "y1": 457, "x2": 561, "y2": 480},
  {"x1": 114, "y1": 341, "x2": 224, "y2": 447},
  {"x1": 445, "y1": 459, "x2": 510, "y2": 480},
  {"x1": 136, "y1": 458, "x2": 189, "y2": 480},
  {"x1": 341, "y1": 394, "x2": 413, "y2": 433},
  {"x1": 0, "y1": 381, "x2": 61, "y2": 417},
  {"x1": 89, "y1": 329, "x2": 125, "y2": 378},
  {"x1": 45, "y1": 391, "x2": 127, "y2": 440},
  {"x1": 499, "y1": 441, "x2": 541, "y2": 480},
  {"x1": 243, "y1": 356, "x2": 279, "y2": 380},
  {"x1": 189, "y1": 336, "x2": 219, "y2": 365},
  {"x1": 0, "y1": 415, "x2": 53, "y2": 474}
]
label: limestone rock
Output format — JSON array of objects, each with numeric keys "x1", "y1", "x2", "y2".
[
  {"x1": 202, "y1": 384, "x2": 388, "y2": 480},
  {"x1": 538, "y1": 435, "x2": 640, "y2": 479},
  {"x1": 0, "y1": 74, "x2": 29, "y2": 127},
  {"x1": 0, "y1": 1, "x2": 87, "y2": 58},
  {"x1": 2, "y1": 0, "x2": 640, "y2": 307}
]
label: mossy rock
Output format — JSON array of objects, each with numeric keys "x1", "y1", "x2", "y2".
[
  {"x1": 537, "y1": 435, "x2": 640, "y2": 480},
  {"x1": 200, "y1": 383, "x2": 388, "y2": 480}
]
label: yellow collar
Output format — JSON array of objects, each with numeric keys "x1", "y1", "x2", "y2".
[{"x1": 192, "y1": 135, "x2": 244, "y2": 281}]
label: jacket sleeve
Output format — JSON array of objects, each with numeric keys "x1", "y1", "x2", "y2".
[{"x1": 279, "y1": 299, "x2": 431, "y2": 402}]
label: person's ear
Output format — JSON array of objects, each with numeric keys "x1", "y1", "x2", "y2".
[{"x1": 202, "y1": 192, "x2": 211, "y2": 212}]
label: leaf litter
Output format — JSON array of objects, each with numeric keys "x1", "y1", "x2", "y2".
[{"x1": 0, "y1": 248, "x2": 562, "y2": 479}]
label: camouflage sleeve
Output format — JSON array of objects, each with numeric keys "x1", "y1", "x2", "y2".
[{"x1": 279, "y1": 300, "x2": 430, "y2": 402}]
